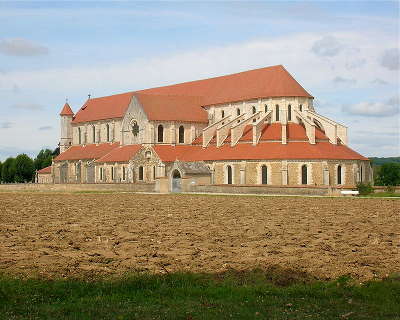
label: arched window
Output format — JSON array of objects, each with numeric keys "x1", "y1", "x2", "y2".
[
  {"x1": 153, "y1": 166, "x2": 156, "y2": 180},
  {"x1": 157, "y1": 125, "x2": 164, "y2": 143},
  {"x1": 264, "y1": 104, "x2": 268, "y2": 112},
  {"x1": 275, "y1": 105, "x2": 280, "y2": 121},
  {"x1": 92, "y1": 126, "x2": 96, "y2": 143},
  {"x1": 252, "y1": 106, "x2": 256, "y2": 114},
  {"x1": 178, "y1": 125, "x2": 185, "y2": 144},
  {"x1": 288, "y1": 105, "x2": 292, "y2": 121},
  {"x1": 221, "y1": 110, "x2": 225, "y2": 118},
  {"x1": 78, "y1": 127, "x2": 82, "y2": 144},
  {"x1": 299, "y1": 104, "x2": 303, "y2": 112},
  {"x1": 122, "y1": 167, "x2": 126, "y2": 181},
  {"x1": 261, "y1": 165, "x2": 268, "y2": 184},
  {"x1": 111, "y1": 167, "x2": 115, "y2": 180},
  {"x1": 227, "y1": 165, "x2": 232, "y2": 184},
  {"x1": 301, "y1": 164, "x2": 308, "y2": 185},
  {"x1": 139, "y1": 166, "x2": 144, "y2": 181},
  {"x1": 236, "y1": 108, "x2": 241, "y2": 116},
  {"x1": 360, "y1": 165, "x2": 363, "y2": 182},
  {"x1": 337, "y1": 165, "x2": 342, "y2": 185},
  {"x1": 106, "y1": 124, "x2": 110, "y2": 142}
]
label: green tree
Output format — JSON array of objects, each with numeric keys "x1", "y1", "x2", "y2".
[
  {"x1": 0, "y1": 161, "x2": 2, "y2": 182},
  {"x1": 376, "y1": 162, "x2": 400, "y2": 187},
  {"x1": 14, "y1": 154, "x2": 35, "y2": 183},
  {"x1": 34, "y1": 149, "x2": 53, "y2": 171},
  {"x1": 1, "y1": 158, "x2": 16, "y2": 183}
]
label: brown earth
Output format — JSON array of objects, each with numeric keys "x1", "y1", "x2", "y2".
[{"x1": 0, "y1": 192, "x2": 398, "y2": 281}]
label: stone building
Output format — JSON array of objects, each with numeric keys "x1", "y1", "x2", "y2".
[{"x1": 50, "y1": 65, "x2": 372, "y2": 192}]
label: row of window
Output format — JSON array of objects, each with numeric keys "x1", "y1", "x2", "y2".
[
  {"x1": 219, "y1": 104, "x2": 303, "y2": 121},
  {"x1": 77, "y1": 124, "x2": 113, "y2": 145},
  {"x1": 98, "y1": 166, "x2": 156, "y2": 181},
  {"x1": 157, "y1": 125, "x2": 185, "y2": 143},
  {"x1": 224, "y1": 164, "x2": 344, "y2": 185}
]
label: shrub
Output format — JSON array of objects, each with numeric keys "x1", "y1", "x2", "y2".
[{"x1": 356, "y1": 182, "x2": 374, "y2": 195}]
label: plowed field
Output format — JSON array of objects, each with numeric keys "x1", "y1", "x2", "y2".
[{"x1": 0, "y1": 192, "x2": 398, "y2": 280}]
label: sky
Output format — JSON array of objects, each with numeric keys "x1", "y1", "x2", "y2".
[{"x1": 0, "y1": 0, "x2": 399, "y2": 160}]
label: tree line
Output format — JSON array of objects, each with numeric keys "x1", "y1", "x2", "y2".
[{"x1": 0, "y1": 148, "x2": 59, "y2": 183}]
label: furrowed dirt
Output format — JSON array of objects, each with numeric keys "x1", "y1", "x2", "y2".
[{"x1": 0, "y1": 193, "x2": 398, "y2": 281}]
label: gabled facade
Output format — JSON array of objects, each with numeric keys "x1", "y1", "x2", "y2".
[{"x1": 51, "y1": 65, "x2": 372, "y2": 191}]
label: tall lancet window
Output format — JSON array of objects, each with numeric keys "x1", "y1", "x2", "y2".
[
  {"x1": 275, "y1": 105, "x2": 280, "y2": 121},
  {"x1": 78, "y1": 127, "x2": 82, "y2": 144},
  {"x1": 288, "y1": 105, "x2": 292, "y2": 121},
  {"x1": 301, "y1": 164, "x2": 308, "y2": 185},
  {"x1": 106, "y1": 124, "x2": 110, "y2": 142},
  {"x1": 261, "y1": 165, "x2": 268, "y2": 184},
  {"x1": 337, "y1": 165, "x2": 342, "y2": 185},
  {"x1": 178, "y1": 125, "x2": 185, "y2": 144},
  {"x1": 158, "y1": 125, "x2": 164, "y2": 142},
  {"x1": 92, "y1": 126, "x2": 96, "y2": 143}
]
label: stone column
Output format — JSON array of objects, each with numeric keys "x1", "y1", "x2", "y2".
[
  {"x1": 323, "y1": 161, "x2": 330, "y2": 185},
  {"x1": 170, "y1": 123, "x2": 176, "y2": 145}
]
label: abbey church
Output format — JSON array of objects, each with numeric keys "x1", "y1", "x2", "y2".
[{"x1": 39, "y1": 65, "x2": 372, "y2": 192}]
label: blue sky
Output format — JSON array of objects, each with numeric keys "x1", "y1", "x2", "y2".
[{"x1": 0, "y1": 0, "x2": 399, "y2": 160}]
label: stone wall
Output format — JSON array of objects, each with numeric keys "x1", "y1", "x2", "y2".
[{"x1": 0, "y1": 183, "x2": 155, "y2": 192}]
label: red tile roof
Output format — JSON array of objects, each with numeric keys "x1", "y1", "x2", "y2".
[
  {"x1": 136, "y1": 93, "x2": 208, "y2": 123},
  {"x1": 153, "y1": 145, "x2": 201, "y2": 162},
  {"x1": 183, "y1": 142, "x2": 367, "y2": 161},
  {"x1": 37, "y1": 166, "x2": 52, "y2": 174},
  {"x1": 60, "y1": 103, "x2": 74, "y2": 116},
  {"x1": 54, "y1": 143, "x2": 120, "y2": 161},
  {"x1": 152, "y1": 141, "x2": 367, "y2": 162},
  {"x1": 138, "y1": 65, "x2": 312, "y2": 106},
  {"x1": 71, "y1": 65, "x2": 312, "y2": 124},
  {"x1": 96, "y1": 144, "x2": 142, "y2": 163},
  {"x1": 72, "y1": 93, "x2": 134, "y2": 123}
]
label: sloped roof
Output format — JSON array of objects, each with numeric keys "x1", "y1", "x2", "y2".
[
  {"x1": 153, "y1": 145, "x2": 202, "y2": 162},
  {"x1": 72, "y1": 93, "x2": 134, "y2": 123},
  {"x1": 71, "y1": 65, "x2": 312, "y2": 124},
  {"x1": 60, "y1": 103, "x2": 74, "y2": 116},
  {"x1": 54, "y1": 143, "x2": 120, "y2": 161},
  {"x1": 138, "y1": 65, "x2": 312, "y2": 105},
  {"x1": 37, "y1": 166, "x2": 52, "y2": 174},
  {"x1": 183, "y1": 142, "x2": 367, "y2": 161},
  {"x1": 95, "y1": 144, "x2": 142, "y2": 163},
  {"x1": 135, "y1": 93, "x2": 208, "y2": 123}
]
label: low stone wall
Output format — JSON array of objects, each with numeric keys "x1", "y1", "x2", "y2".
[
  {"x1": 373, "y1": 186, "x2": 400, "y2": 193},
  {"x1": 0, "y1": 183, "x2": 156, "y2": 193},
  {"x1": 189, "y1": 184, "x2": 334, "y2": 196}
]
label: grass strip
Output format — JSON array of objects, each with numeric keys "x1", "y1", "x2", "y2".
[{"x1": 0, "y1": 272, "x2": 399, "y2": 319}]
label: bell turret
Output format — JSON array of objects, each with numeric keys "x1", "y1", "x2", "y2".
[{"x1": 60, "y1": 102, "x2": 74, "y2": 153}]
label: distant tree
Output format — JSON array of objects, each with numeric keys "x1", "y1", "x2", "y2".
[
  {"x1": 52, "y1": 147, "x2": 60, "y2": 157},
  {"x1": 34, "y1": 149, "x2": 53, "y2": 171},
  {"x1": 0, "y1": 161, "x2": 2, "y2": 182},
  {"x1": 14, "y1": 154, "x2": 35, "y2": 183},
  {"x1": 2, "y1": 158, "x2": 16, "y2": 183},
  {"x1": 376, "y1": 163, "x2": 400, "y2": 187}
]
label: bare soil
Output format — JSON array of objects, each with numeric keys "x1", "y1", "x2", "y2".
[{"x1": 0, "y1": 192, "x2": 398, "y2": 281}]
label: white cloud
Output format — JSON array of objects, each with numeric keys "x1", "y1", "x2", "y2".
[
  {"x1": 311, "y1": 35, "x2": 343, "y2": 57},
  {"x1": 38, "y1": 126, "x2": 53, "y2": 131},
  {"x1": 380, "y1": 48, "x2": 400, "y2": 71},
  {"x1": 333, "y1": 76, "x2": 356, "y2": 85},
  {"x1": 345, "y1": 96, "x2": 399, "y2": 117},
  {"x1": 0, "y1": 122, "x2": 13, "y2": 129},
  {"x1": 0, "y1": 38, "x2": 49, "y2": 57},
  {"x1": 13, "y1": 103, "x2": 44, "y2": 110}
]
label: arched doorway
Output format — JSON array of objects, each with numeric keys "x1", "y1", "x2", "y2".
[
  {"x1": 60, "y1": 163, "x2": 68, "y2": 184},
  {"x1": 171, "y1": 169, "x2": 182, "y2": 192}
]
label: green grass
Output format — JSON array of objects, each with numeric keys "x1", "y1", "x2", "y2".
[
  {"x1": 1, "y1": 271, "x2": 399, "y2": 320},
  {"x1": 360, "y1": 192, "x2": 400, "y2": 198}
]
